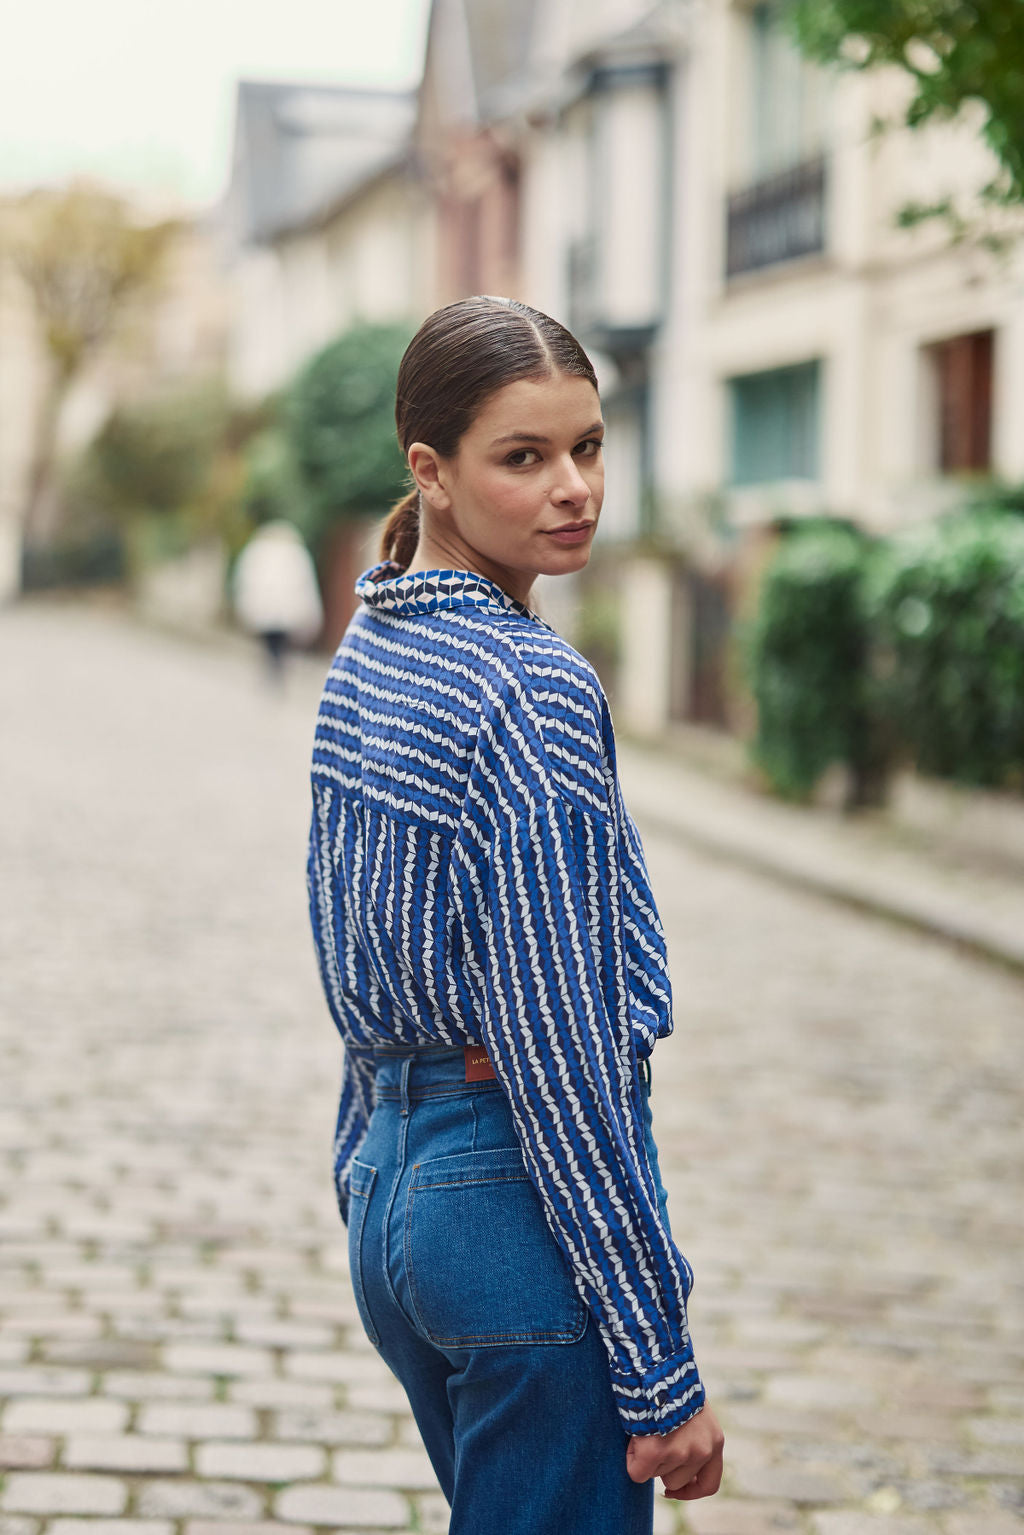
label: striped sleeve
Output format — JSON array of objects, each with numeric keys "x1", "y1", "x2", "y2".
[
  {"x1": 460, "y1": 790, "x2": 706, "y2": 1435},
  {"x1": 307, "y1": 787, "x2": 376, "y2": 1226}
]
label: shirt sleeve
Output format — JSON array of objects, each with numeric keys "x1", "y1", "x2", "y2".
[
  {"x1": 459, "y1": 788, "x2": 706, "y2": 1435},
  {"x1": 307, "y1": 787, "x2": 375, "y2": 1226}
]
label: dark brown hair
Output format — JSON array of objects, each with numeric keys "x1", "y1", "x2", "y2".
[{"x1": 379, "y1": 295, "x2": 599, "y2": 570}]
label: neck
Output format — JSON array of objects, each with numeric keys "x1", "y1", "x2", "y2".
[{"x1": 401, "y1": 537, "x2": 536, "y2": 608}]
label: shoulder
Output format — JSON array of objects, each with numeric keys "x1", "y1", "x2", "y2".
[{"x1": 469, "y1": 615, "x2": 614, "y2": 819}]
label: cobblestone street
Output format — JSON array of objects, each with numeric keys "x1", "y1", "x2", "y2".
[{"x1": 1, "y1": 600, "x2": 1022, "y2": 1535}]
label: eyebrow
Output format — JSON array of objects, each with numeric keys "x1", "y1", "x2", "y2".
[{"x1": 491, "y1": 421, "x2": 605, "y2": 446}]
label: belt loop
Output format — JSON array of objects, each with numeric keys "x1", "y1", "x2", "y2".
[
  {"x1": 399, "y1": 1057, "x2": 412, "y2": 1116},
  {"x1": 641, "y1": 1056, "x2": 652, "y2": 1096}
]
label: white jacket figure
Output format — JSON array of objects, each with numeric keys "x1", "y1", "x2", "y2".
[{"x1": 233, "y1": 520, "x2": 323, "y2": 646}]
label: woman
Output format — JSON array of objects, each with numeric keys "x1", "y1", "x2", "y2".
[{"x1": 307, "y1": 296, "x2": 723, "y2": 1534}]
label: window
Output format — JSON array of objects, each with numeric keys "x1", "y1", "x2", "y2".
[
  {"x1": 729, "y1": 359, "x2": 822, "y2": 485},
  {"x1": 725, "y1": 6, "x2": 830, "y2": 276},
  {"x1": 923, "y1": 330, "x2": 994, "y2": 474},
  {"x1": 750, "y1": 2, "x2": 829, "y2": 181},
  {"x1": 571, "y1": 62, "x2": 669, "y2": 344}
]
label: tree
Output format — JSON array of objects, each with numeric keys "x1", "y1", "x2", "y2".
[
  {"x1": 283, "y1": 320, "x2": 412, "y2": 646},
  {"x1": 240, "y1": 428, "x2": 310, "y2": 530},
  {"x1": 783, "y1": 0, "x2": 1024, "y2": 245},
  {"x1": 1, "y1": 178, "x2": 179, "y2": 546},
  {"x1": 284, "y1": 320, "x2": 412, "y2": 549}
]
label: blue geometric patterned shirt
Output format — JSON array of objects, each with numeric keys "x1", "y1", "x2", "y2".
[{"x1": 307, "y1": 560, "x2": 705, "y2": 1434}]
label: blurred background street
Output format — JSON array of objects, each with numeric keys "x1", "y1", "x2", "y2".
[
  {"x1": 4, "y1": 0, "x2": 1024, "y2": 1531},
  {"x1": 1, "y1": 599, "x2": 1022, "y2": 1535}
]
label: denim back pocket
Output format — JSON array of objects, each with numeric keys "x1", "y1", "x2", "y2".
[
  {"x1": 347, "y1": 1158, "x2": 381, "y2": 1349},
  {"x1": 405, "y1": 1146, "x2": 587, "y2": 1348}
]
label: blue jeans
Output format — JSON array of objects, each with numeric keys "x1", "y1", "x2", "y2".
[{"x1": 346, "y1": 1045, "x2": 671, "y2": 1535}]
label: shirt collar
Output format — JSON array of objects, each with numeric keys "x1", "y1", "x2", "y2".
[{"x1": 355, "y1": 561, "x2": 556, "y2": 630}]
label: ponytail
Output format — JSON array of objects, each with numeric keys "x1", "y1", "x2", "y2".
[{"x1": 379, "y1": 489, "x2": 420, "y2": 571}]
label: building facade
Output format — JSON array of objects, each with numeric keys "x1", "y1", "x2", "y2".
[
  {"x1": 221, "y1": 0, "x2": 1024, "y2": 728},
  {"x1": 221, "y1": 81, "x2": 432, "y2": 401},
  {"x1": 436, "y1": 0, "x2": 1024, "y2": 734}
]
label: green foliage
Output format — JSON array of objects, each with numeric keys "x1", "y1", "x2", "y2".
[
  {"x1": 90, "y1": 380, "x2": 227, "y2": 519},
  {"x1": 784, "y1": 0, "x2": 1024, "y2": 204},
  {"x1": 62, "y1": 378, "x2": 259, "y2": 588},
  {"x1": 285, "y1": 321, "x2": 412, "y2": 545},
  {"x1": 748, "y1": 506, "x2": 1024, "y2": 800},
  {"x1": 38, "y1": 444, "x2": 130, "y2": 589},
  {"x1": 746, "y1": 523, "x2": 874, "y2": 800},
  {"x1": 868, "y1": 510, "x2": 1024, "y2": 787},
  {"x1": 21, "y1": 529, "x2": 125, "y2": 591},
  {"x1": 240, "y1": 429, "x2": 310, "y2": 530},
  {"x1": 963, "y1": 479, "x2": 1024, "y2": 516},
  {"x1": 573, "y1": 583, "x2": 622, "y2": 693}
]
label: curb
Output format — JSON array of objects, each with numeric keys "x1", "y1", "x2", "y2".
[{"x1": 618, "y1": 742, "x2": 1024, "y2": 978}]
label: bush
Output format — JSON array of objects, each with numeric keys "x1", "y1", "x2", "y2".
[
  {"x1": 285, "y1": 321, "x2": 412, "y2": 548},
  {"x1": 90, "y1": 379, "x2": 227, "y2": 519},
  {"x1": 35, "y1": 446, "x2": 130, "y2": 590},
  {"x1": 240, "y1": 429, "x2": 310, "y2": 531},
  {"x1": 62, "y1": 377, "x2": 262, "y2": 591},
  {"x1": 746, "y1": 523, "x2": 875, "y2": 801},
  {"x1": 21, "y1": 529, "x2": 125, "y2": 591},
  {"x1": 963, "y1": 481, "x2": 1024, "y2": 518},
  {"x1": 869, "y1": 511, "x2": 1024, "y2": 789}
]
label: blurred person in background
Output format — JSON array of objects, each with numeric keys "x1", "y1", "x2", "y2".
[
  {"x1": 306, "y1": 296, "x2": 723, "y2": 1535},
  {"x1": 232, "y1": 519, "x2": 323, "y2": 682}
]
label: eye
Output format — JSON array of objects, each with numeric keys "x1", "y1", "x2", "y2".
[
  {"x1": 574, "y1": 437, "x2": 604, "y2": 458},
  {"x1": 505, "y1": 448, "x2": 540, "y2": 467}
]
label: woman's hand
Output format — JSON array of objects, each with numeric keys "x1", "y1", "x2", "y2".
[{"x1": 626, "y1": 1402, "x2": 725, "y2": 1500}]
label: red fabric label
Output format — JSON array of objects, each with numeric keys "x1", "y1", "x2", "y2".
[{"x1": 464, "y1": 1045, "x2": 497, "y2": 1082}]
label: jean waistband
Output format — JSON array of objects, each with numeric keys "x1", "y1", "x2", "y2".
[
  {"x1": 352, "y1": 1043, "x2": 653, "y2": 1101},
  {"x1": 365, "y1": 1045, "x2": 495, "y2": 1102}
]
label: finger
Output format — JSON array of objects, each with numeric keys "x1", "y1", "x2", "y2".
[
  {"x1": 661, "y1": 1465, "x2": 699, "y2": 1494},
  {"x1": 661, "y1": 1442, "x2": 725, "y2": 1497},
  {"x1": 626, "y1": 1439, "x2": 666, "y2": 1484},
  {"x1": 658, "y1": 1450, "x2": 709, "y2": 1494},
  {"x1": 677, "y1": 1453, "x2": 725, "y2": 1501}
]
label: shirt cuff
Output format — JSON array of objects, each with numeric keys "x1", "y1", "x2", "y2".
[{"x1": 609, "y1": 1344, "x2": 706, "y2": 1436}]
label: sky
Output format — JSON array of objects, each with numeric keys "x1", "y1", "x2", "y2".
[{"x1": 0, "y1": 0, "x2": 432, "y2": 211}]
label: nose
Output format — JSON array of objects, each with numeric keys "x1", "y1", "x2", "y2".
[{"x1": 552, "y1": 455, "x2": 592, "y2": 508}]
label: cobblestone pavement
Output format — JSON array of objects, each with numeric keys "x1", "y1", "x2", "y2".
[{"x1": 1, "y1": 601, "x2": 1022, "y2": 1535}]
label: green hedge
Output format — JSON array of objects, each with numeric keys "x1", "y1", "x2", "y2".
[
  {"x1": 745, "y1": 522, "x2": 874, "y2": 801},
  {"x1": 21, "y1": 529, "x2": 125, "y2": 591},
  {"x1": 747, "y1": 508, "x2": 1024, "y2": 800},
  {"x1": 869, "y1": 512, "x2": 1024, "y2": 789}
]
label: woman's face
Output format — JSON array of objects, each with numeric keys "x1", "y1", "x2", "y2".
[{"x1": 408, "y1": 371, "x2": 605, "y2": 605}]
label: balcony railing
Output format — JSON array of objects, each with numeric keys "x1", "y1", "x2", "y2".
[{"x1": 726, "y1": 155, "x2": 827, "y2": 278}]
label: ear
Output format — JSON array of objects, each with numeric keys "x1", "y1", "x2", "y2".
[{"x1": 407, "y1": 443, "x2": 452, "y2": 512}]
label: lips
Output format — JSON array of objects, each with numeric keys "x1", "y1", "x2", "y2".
[{"x1": 546, "y1": 521, "x2": 595, "y2": 533}]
